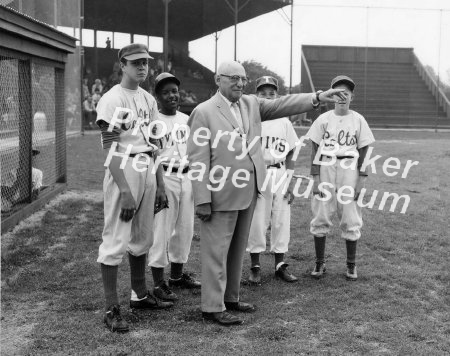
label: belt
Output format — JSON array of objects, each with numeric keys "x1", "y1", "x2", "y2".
[
  {"x1": 267, "y1": 162, "x2": 284, "y2": 169},
  {"x1": 162, "y1": 165, "x2": 189, "y2": 174},
  {"x1": 129, "y1": 151, "x2": 154, "y2": 158}
]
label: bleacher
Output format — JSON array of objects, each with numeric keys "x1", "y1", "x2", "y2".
[
  {"x1": 84, "y1": 47, "x2": 216, "y2": 115},
  {"x1": 302, "y1": 45, "x2": 450, "y2": 128}
]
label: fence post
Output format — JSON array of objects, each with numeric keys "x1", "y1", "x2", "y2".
[{"x1": 18, "y1": 59, "x2": 33, "y2": 203}]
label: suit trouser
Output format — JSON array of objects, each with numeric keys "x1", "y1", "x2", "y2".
[
  {"x1": 148, "y1": 172, "x2": 194, "y2": 267},
  {"x1": 247, "y1": 165, "x2": 290, "y2": 254},
  {"x1": 310, "y1": 157, "x2": 362, "y2": 241},
  {"x1": 200, "y1": 192, "x2": 257, "y2": 313},
  {"x1": 97, "y1": 157, "x2": 156, "y2": 266}
]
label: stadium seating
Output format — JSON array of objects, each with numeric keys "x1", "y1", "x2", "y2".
[{"x1": 302, "y1": 46, "x2": 449, "y2": 128}]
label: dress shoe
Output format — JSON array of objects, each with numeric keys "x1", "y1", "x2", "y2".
[
  {"x1": 275, "y1": 263, "x2": 298, "y2": 283},
  {"x1": 202, "y1": 311, "x2": 243, "y2": 326},
  {"x1": 224, "y1": 301, "x2": 256, "y2": 313},
  {"x1": 104, "y1": 304, "x2": 129, "y2": 333},
  {"x1": 248, "y1": 265, "x2": 261, "y2": 286},
  {"x1": 130, "y1": 291, "x2": 174, "y2": 309},
  {"x1": 169, "y1": 273, "x2": 201, "y2": 289}
]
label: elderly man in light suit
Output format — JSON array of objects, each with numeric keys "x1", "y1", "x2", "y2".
[{"x1": 187, "y1": 61, "x2": 345, "y2": 326}]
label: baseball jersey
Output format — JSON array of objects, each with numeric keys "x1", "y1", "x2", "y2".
[
  {"x1": 306, "y1": 110, "x2": 375, "y2": 157},
  {"x1": 260, "y1": 117, "x2": 299, "y2": 165},
  {"x1": 155, "y1": 111, "x2": 189, "y2": 167},
  {"x1": 96, "y1": 84, "x2": 159, "y2": 154}
]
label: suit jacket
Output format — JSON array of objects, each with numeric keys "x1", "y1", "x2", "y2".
[{"x1": 186, "y1": 92, "x2": 314, "y2": 212}]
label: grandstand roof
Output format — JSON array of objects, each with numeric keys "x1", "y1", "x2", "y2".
[{"x1": 85, "y1": 0, "x2": 290, "y2": 41}]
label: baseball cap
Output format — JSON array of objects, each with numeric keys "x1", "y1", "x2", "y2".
[
  {"x1": 331, "y1": 75, "x2": 355, "y2": 91},
  {"x1": 118, "y1": 43, "x2": 153, "y2": 61},
  {"x1": 154, "y1": 72, "x2": 181, "y2": 92},
  {"x1": 255, "y1": 76, "x2": 278, "y2": 91}
]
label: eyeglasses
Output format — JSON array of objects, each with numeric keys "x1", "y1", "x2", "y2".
[{"x1": 219, "y1": 74, "x2": 249, "y2": 85}]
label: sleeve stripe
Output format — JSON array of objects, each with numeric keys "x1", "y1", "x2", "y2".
[{"x1": 99, "y1": 121, "x2": 121, "y2": 149}]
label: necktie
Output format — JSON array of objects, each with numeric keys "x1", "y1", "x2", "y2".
[{"x1": 231, "y1": 102, "x2": 244, "y2": 133}]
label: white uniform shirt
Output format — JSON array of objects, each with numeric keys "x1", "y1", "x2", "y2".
[
  {"x1": 260, "y1": 117, "x2": 299, "y2": 166},
  {"x1": 306, "y1": 110, "x2": 375, "y2": 157},
  {"x1": 156, "y1": 111, "x2": 189, "y2": 167},
  {"x1": 96, "y1": 84, "x2": 159, "y2": 154}
]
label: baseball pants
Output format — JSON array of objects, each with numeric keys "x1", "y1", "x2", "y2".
[
  {"x1": 97, "y1": 156, "x2": 156, "y2": 265},
  {"x1": 148, "y1": 172, "x2": 194, "y2": 268},
  {"x1": 310, "y1": 157, "x2": 362, "y2": 241},
  {"x1": 247, "y1": 165, "x2": 290, "y2": 254}
]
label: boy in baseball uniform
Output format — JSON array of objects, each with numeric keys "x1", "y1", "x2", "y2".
[
  {"x1": 96, "y1": 44, "x2": 173, "y2": 333},
  {"x1": 246, "y1": 76, "x2": 299, "y2": 285},
  {"x1": 306, "y1": 75, "x2": 375, "y2": 281},
  {"x1": 146, "y1": 72, "x2": 200, "y2": 302}
]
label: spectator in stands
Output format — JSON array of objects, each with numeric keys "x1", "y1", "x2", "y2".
[
  {"x1": 82, "y1": 78, "x2": 90, "y2": 99},
  {"x1": 178, "y1": 89, "x2": 187, "y2": 103},
  {"x1": 185, "y1": 90, "x2": 198, "y2": 104},
  {"x1": 108, "y1": 64, "x2": 122, "y2": 89},
  {"x1": 101, "y1": 77, "x2": 108, "y2": 93},
  {"x1": 192, "y1": 70, "x2": 204, "y2": 80},
  {"x1": 167, "y1": 59, "x2": 176, "y2": 75},
  {"x1": 83, "y1": 94, "x2": 96, "y2": 129},
  {"x1": 92, "y1": 79, "x2": 103, "y2": 95},
  {"x1": 155, "y1": 57, "x2": 164, "y2": 76},
  {"x1": 92, "y1": 88, "x2": 102, "y2": 108}
]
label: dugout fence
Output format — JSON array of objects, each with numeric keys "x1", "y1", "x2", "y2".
[{"x1": 0, "y1": 5, "x2": 76, "y2": 233}]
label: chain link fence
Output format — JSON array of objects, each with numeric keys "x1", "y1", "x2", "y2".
[{"x1": 1, "y1": 47, "x2": 66, "y2": 218}]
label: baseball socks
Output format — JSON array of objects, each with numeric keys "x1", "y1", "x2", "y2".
[
  {"x1": 101, "y1": 263, "x2": 119, "y2": 308},
  {"x1": 345, "y1": 240, "x2": 358, "y2": 281},
  {"x1": 274, "y1": 253, "x2": 284, "y2": 267},
  {"x1": 311, "y1": 235, "x2": 327, "y2": 278},
  {"x1": 128, "y1": 253, "x2": 148, "y2": 299},
  {"x1": 248, "y1": 253, "x2": 261, "y2": 285},
  {"x1": 101, "y1": 264, "x2": 129, "y2": 332},
  {"x1": 170, "y1": 262, "x2": 183, "y2": 280}
]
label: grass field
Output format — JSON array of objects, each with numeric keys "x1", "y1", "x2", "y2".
[{"x1": 1, "y1": 129, "x2": 450, "y2": 355}]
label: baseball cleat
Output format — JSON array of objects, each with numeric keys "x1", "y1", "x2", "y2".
[
  {"x1": 153, "y1": 281, "x2": 179, "y2": 301},
  {"x1": 311, "y1": 261, "x2": 326, "y2": 279},
  {"x1": 248, "y1": 265, "x2": 261, "y2": 286},
  {"x1": 168, "y1": 273, "x2": 201, "y2": 289},
  {"x1": 104, "y1": 304, "x2": 129, "y2": 333},
  {"x1": 346, "y1": 263, "x2": 357, "y2": 281},
  {"x1": 130, "y1": 291, "x2": 174, "y2": 309},
  {"x1": 275, "y1": 263, "x2": 298, "y2": 283}
]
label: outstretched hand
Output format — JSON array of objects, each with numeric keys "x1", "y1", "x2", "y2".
[{"x1": 319, "y1": 88, "x2": 347, "y2": 103}]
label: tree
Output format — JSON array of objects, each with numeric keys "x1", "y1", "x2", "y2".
[{"x1": 241, "y1": 60, "x2": 287, "y2": 95}]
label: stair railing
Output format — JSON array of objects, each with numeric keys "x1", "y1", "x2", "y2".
[{"x1": 413, "y1": 52, "x2": 450, "y2": 119}]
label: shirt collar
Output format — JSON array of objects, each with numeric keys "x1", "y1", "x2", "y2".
[{"x1": 218, "y1": 90, "x2": 239, "y2": 108}]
